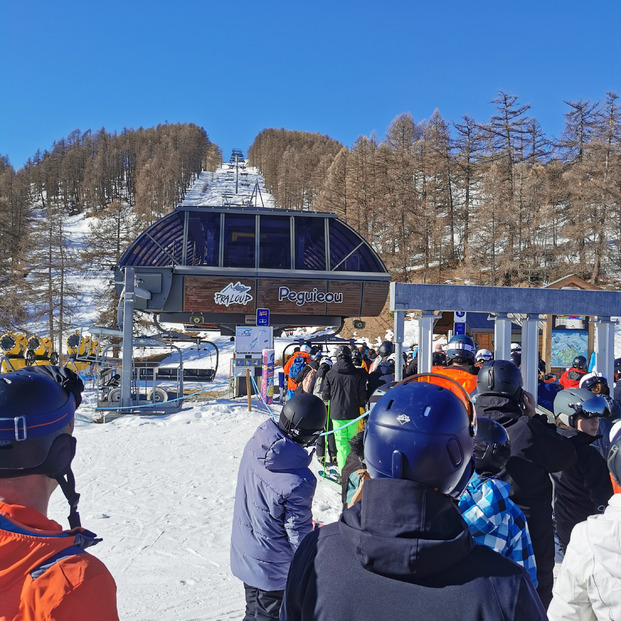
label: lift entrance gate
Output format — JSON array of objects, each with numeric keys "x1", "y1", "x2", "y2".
[{"x1": 390, "y1": 282, "x2": 621, "y2": 399}]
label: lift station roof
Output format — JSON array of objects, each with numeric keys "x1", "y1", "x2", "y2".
[{"x1": 117, "y1": 205, "x2": 390, "y2": 333}]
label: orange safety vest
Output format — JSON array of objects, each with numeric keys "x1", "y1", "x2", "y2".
[
  {"x1": 432, "y1": 366, "x2": 478, "y2": 395},
  {"x1": 0, "y1": 503, "x2": 118, "y2": 621}
]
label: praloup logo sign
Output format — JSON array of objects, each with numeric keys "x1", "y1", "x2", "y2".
[
  {"x1": 214, "y1": 282, "x2": 253, "y2": 307},
  {"x1": 278, "y1": 286, "x2": 343, "y2": 306}
]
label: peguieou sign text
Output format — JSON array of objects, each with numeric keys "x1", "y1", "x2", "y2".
[{"x1": 278, "y1": 286, "x2": 343, "y2": 306}]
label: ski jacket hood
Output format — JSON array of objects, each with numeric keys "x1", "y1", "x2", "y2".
[
  {"x1": 250, "y1": 418, "x2": 313, "y2": 472},
  {"x1": 340, "y1": 478, "x2": 474, "y2": 579},
  {"x1": 475, "y1": 394, "x2": 523, "y2": 424},
  {"x1": 459, "y1": 474, "x2": 512, "y2": 534}
]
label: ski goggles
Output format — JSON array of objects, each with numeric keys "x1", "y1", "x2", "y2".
[
  {"x1": 401, "y1": 372, "x2": 477, "y2": 436},
  {"x1": 571, "y1": 395, "x2": 611, "y2": 419}
]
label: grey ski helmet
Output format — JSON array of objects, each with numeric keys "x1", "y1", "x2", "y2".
[{"x1": 553, "y1": 387, "x2": 611, "y2": 428}]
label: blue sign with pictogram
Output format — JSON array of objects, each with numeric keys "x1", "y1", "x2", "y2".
[
  {"x1": 454, "y1": 311, "x2": 466, "y2": 335},
  {"x1": 256, "y1": 308, "x2": 270, "y2": 326}
]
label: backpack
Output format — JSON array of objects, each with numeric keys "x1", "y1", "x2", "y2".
[
  {"x1": 302, "y1": 367, "x2": 318, "y2": 394},
  {"x1": 288, "y1": 355, "x2": 306, "y2": 383}
]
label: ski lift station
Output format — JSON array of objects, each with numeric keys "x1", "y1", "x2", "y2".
[{"x1": 116, "y1": 205, "x2": 391, "y2": 334}]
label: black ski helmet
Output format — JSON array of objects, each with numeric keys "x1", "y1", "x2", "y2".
[
  {"x1": 472, "y1": 417, "x2": 511, "y2": 476},
  {"x1": 278, "y1": 393, "x2": 327, "y2": 447},
  {"x1": 378, "y1": 341, "x2": 394, "y2": 358},
  {"x1": 432, "y1": 351, "x2": 447, "y2": 366},
  {"x1": 335, "y1": 345, "x2": 352, "y2": 359},
  {"x1": 364, "y1": 374, "x2": 475, "y2": 495},
  {"x1": 446, "y1": 334, "x2": 476, "y2": 362},
  {"x1": 0, "y1": 366, "x2": 84, "y2": 527},
  {"x1": 476, "y1": 360, "x2": 523, "y2": 402},
  {"x1": 572, "y1": 355, "x2": 588, "y2": 371}
]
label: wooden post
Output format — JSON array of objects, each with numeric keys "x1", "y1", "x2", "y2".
[{"x1": 246, "y1": 369, "x2": 252, "y2": 412}]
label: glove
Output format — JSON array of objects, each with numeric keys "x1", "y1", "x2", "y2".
[{"x1": 26, "y1": 365, "x2": 85, "y2": 408}]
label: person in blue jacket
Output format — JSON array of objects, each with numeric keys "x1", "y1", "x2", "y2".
[
  {"x1": 280, "y1": 375, "x2": 546, "y2": 621},
  {"x1": 230, "y1": 393, "x2": 327, "y2": 621}
]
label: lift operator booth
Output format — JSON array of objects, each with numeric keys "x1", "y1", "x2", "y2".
[{"x1": 391, "y1": 282, "x2": 621, "y2": 401}]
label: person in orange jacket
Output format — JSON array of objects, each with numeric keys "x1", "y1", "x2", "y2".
[
  {"x1": 283, "y1": 344, "x2": 312, "y2": 399},
  {"x1": 0, "y1": 366, "x2": 118, "y2": 620},
  {"x1": 432, "y1": 334, "x2": 479, "y2": 395}
]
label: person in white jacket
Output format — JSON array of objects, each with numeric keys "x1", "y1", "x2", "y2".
[{"x1": 548, "y1": 425, "x2": 621, "y2": 620}]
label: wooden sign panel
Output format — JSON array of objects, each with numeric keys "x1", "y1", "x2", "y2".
[{"x1": 184, "y1": 276, "x2": 389, "y2": 318}]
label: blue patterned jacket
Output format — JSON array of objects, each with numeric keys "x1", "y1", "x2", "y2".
[{"x1": 459, "y1": 473, "x2": 538, "y2": 587}]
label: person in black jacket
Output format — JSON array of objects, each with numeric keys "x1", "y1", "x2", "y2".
[
  {"x1": 551, "y1": 387, "x2": 613, "y2": 554},
  {"x1": 322, "y1": 345, "x2": 367, "y2": 472},
  {"x1": 366, "y1": 341, "x2": 395, "y2": 399},
  {"x1": 475, "y1": 360, "x2": 577, "y2": 610},
  {"x1": 281, "y1": 376, "x2": 546, "y2": 621}
]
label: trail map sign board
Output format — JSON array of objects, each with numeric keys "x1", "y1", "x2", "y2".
[{"x1": 235, "y1": 326, "x2": 273, "y2": 356}]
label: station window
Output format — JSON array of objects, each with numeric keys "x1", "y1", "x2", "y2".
[
  {"x1": 223, "y1": 214, "x2": 256, "y2": 268},
  {"x1": 260, "y1": 216, "x2": 291, "y2": 269},
  {"x1": 329, "y1": 220, "x2": 383, "y2": 272},
  {"x1": 295, "y1": 217, "x2": 326, "y2": 270},
  {"x1": 187, "y1": 212, "x2": 220, "y2": 266}
]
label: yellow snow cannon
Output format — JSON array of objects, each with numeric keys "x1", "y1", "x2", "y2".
[
  {"x1": 66, "y1": 332, "x2": 95, "y2": 373},
  {"x1": 0, "y1": 331, "x2": 29, "y2": 372},
  {"x1": 25, "y1": 335, "x2": 59, "y2": 366}
]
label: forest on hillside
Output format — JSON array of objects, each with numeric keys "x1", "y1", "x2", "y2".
[
  {"x1": 249, "y1": 91, "x2": 621, "y2": 290},
  {"x1": 1, "y1": 90, "x2": 621, "y2": 350},
  {"x1": 0, "y1": 123, "x2": 221, "y2": 347}
]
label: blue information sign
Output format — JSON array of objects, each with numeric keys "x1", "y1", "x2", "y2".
[
  {"x1": 454, "y1": 322, "x2": 466, "y2": 335},
  {"x1": 256, "y1": 308, "x2": 270, "y2": 326}
]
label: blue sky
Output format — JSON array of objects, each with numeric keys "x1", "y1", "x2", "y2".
[{"x1": 2, "y1": 0, "x2": 620, "y2": 169}]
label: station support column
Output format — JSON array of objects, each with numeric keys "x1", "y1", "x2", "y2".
[
  {"x1": 394, "y1": 310, "x2": 405, "y2": 382},
  {"x1": 121, "y1": 267, "x2": 135, "y2": 409},
  {"x1": 595, "y1": 316, "x2": 615, "y2": 384},
  {"x1": 521, "y1": 314, "x2": 540, "y2": 401},
  {"x1": 417, "y1": 311, "x2": 435, "y2": 374},
  {"x1": 493, "y1": 313, "x2": 512, "y2": 362}
]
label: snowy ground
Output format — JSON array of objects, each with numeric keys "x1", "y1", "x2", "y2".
[{"x1": 49, "y1": 333, "x2": 345, "y2": 620}]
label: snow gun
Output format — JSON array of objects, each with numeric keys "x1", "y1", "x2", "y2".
[
  {"x1": 66, "y1": 332, "x2": 99, "y2": 375},
  {"x1": 0, "y1": 331, "x2": 29, "y2": 372},
  {"x1": 25, "y1": 335, "x2": 60, "y2": 367}
]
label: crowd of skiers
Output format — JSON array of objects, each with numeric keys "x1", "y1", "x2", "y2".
[
  {"x1": 231, "y1": 334, "x2": 621, "y2": 620},
  {"x1": 3, "y1": 334, "x2": 621, "y2": 619}
]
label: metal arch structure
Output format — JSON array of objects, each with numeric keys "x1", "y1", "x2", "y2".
[
  {"x1": 390, "y1": 282, "x2": 620, "y2": 399},
  {"x1": 115, "y1": 204, "x2": 391, "y2": 335}
]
